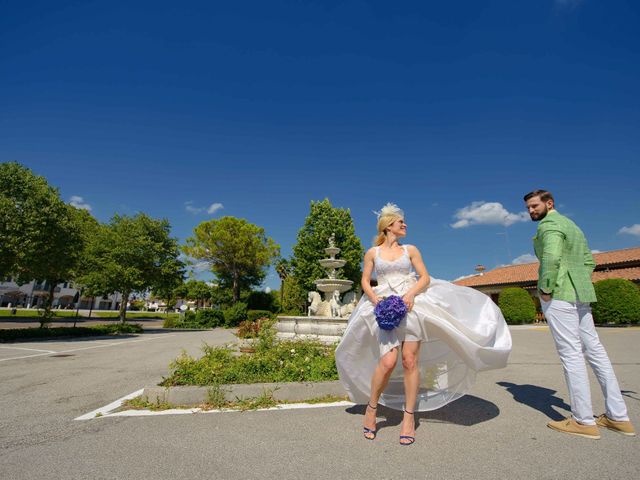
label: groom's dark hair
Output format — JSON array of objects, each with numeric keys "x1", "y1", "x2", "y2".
[{"x1": 523, "y1": 190, "x2": 554, "y2": 203}]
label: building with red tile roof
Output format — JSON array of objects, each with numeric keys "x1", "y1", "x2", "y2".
[{"x1": 453, "y1": 246, "x2": 640, "y2": 304}]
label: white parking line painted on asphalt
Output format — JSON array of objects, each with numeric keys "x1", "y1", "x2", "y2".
[
  {"x1": 0, "y1": 346, "x2": 56, "y2": 353},
  {"x1": 0, "y1": 334, "x2": 175, "y2": 363},
  {"x1": 75, "y1": 389, "x2": 145, "y2": 420},
  {"x1": 76, "y1": 395, "x2": 354, "y2": 420}
]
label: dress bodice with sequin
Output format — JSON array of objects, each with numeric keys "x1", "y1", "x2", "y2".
[{"x1": 374, "y1": 245, "x2": 413, "y2": 281}]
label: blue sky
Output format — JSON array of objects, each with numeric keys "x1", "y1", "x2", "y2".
[{"x1": 1, "y1": 0, "x2": 639, "y2": 290}]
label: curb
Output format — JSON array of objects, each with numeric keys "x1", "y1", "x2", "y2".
[{"x1": 141, "y1": 381, "x2": 346, "y2": 406}]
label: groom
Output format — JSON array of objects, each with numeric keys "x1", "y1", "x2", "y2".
[{"x1": 524, "y1": 190, "x2": 635, "y2": 439}]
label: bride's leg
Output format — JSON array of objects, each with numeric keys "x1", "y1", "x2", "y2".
[
  {"x1": 401, "y1": 341, "x2": 421, "y2": 443},
  {"x1": 364, "y1": 348, "x2": 399, "y2": 437}
]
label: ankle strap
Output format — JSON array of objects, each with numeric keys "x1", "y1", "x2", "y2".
[
  {"x1": 404, "y1": 408, "x2": 414, "y2": 414},
  {"x1": 367, "y1": 402, "x2": 378, "y2": 410}
]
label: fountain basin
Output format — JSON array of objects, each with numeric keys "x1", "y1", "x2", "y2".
[
  {"x1": 276, "y1": 315, "x2": 347, "y2": 344},
  {"x1": 314, "y1": 279, "x2": 353, "y2": 294},
  {"x1": 324, "y1": 247, "x2": 340, "y2": 257},
  {"x1": 318, "y1": 259, "x2": 346, "y2": 269}
]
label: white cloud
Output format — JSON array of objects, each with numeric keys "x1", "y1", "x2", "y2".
[
  {"x1": 512, "y1": 253, "x2": 537, "y2": 265},
  {"x1": 69, "y1": 195, "x2": 92, "y2": 211},
  {"x1": 451, "y1": 201, "x2": 529, "y2": 229},
  {"x1": 185, "y1": 201, "x2": 224, "y2": 215},
  {"x1": 619, "y1": 224, "x2": 640, "y2": 237},
  {"x1": 184, "y1": 201, "x2": 204, "y2": 215},
  {"x1": 207, "y1": 202, "x2": 224, "y2": 215},
  {"x1": 191, "y1": 261, "x2": 210, "y2": 272},
  {"x1": 591, "y1": 249, "x2": 602, "y2": 254}
]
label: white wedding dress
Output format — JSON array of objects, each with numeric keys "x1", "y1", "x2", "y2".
[{"x1": 335, "y1": 245, "x2": 512, "y2": 411}]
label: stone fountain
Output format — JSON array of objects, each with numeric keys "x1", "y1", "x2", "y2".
[{"x1": 276, "y1": 234, "x2": 359, "y2": 344}]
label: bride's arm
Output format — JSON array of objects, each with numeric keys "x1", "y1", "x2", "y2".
[
  {"x1": 361, "y1": 248, "x2": 381, "y2": 305},
  {"x1": 403, "y1": 245, "x2": 431, "y2": 310}
]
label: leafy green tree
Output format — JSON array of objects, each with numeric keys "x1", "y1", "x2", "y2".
[
  {"x1": 498, "y1": 287, "x2": 536, "y2": 324},
  {"x1": 183, "y1": 216, "x2": 280, "y2": 302},
  {"x1": 79, "y1": 214, "x2": 184, "y2": 323},
  {"x1": 281, "y1": 276, "x2": 307, "y2": 315},
  {"x1": 209, "y1": 284, "x2": 233, "y2": 309},
  {"x1": 185, "y1": 279, "x2": 212, "y2": 308},
  {"x1": 291, "y1": 199, "x2": 364, "y2": 292},
  {"x1": 592, "y1": 279, "x2": 640, "y2": 324},
  {"x1": 275, "y1": 257, "x2": 292, "y2": 308},
  {"x1": 0, "y1": 162, "x2": 98, "y2": 325}
]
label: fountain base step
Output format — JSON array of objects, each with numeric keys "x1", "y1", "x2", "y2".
[{"x1": 275, "y1": 315, "x2": 348, "y2": 345}]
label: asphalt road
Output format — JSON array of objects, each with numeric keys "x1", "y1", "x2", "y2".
[{"x1": 1, "y1": 326, "x2": 638, "y2": 480}]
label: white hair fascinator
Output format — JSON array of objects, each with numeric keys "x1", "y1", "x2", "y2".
[{"x1": 373, "y1": 202, "x2": 404, "y2": 219}]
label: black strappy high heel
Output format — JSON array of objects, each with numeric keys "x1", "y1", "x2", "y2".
[
  {"x1": 400, "y1": 408, "x2": 415, "y2": 445},
  {"x1": 363, "y1": 403, "x2": 378, "y2": 440}
]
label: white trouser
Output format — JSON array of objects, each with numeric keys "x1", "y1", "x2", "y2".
[{"x1": 541, "y1": 299, "x2": 629, "y2": 424}]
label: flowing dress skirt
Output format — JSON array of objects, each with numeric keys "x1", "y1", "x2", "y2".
[{"x1": 335, "y1": 278, "x2": 512, "y2": 411}]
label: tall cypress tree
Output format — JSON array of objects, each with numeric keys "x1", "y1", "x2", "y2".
[{"x1": 291, "y1": 199, "x2": 364, "y2": 293}]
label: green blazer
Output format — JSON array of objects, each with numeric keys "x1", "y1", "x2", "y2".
[{"x1": 533, "y1": 210, "x2": 597, "y2": 303}]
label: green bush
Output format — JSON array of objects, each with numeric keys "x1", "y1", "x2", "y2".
[
  {"x1": 247, "y1": 310, "x2": 273, "y2": 322},
  {"x1": 184, "y1": 310, "x2": 196, "y2": 322},
  {"x1": 223, "y1": 302, "x2": 247, "y2": 327},
  {"x1": 281, "y1": 277, "x2": 306, "y2": 315},
  {"x1": 195, "y1": 309, "x2": 224, "y2": 328},
  {"x1": 163, "y1": 316, "x2": 178, "y2": 328},
  {"x1": 161, "y1": 323, "x2": 337, "y2": 386},
  {"x1": 0, "y1": 323, "x2": 143, "y2": 342},
  {"x1": 246, "y1": 291, "x2": 277, "y2": 312},
  {"x1": 592, "y1": 279, "x2": 640, "y2": 325},
  {"x1": 498, "y1": 287, "x2": 536, "y2": 324}
]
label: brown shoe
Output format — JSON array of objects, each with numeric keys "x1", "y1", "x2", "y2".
[
  {"x1": 547, "y1": 418, "x2": 600, "y2": 439},
  {"x1": 595, "y1": 414, "x2": 636, "y2": 436}
]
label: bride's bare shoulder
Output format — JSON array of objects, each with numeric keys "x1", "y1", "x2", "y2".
[{"x1": 364, "y1": 247, "x2": 377, "y2": 258}]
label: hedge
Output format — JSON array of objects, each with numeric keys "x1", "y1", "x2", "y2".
[
  {"x1": 592, "y1": 279, "x2": 640, "y2": 325},
  {"x1": 223, "y1": 302, "x2": 248, "y2": 327},
  {"x1": 498, "y1": 287, "x2": 536, "y2": 324},
  {"x1": 0, "y1": 323, "x2": 143, "y2": 342}
]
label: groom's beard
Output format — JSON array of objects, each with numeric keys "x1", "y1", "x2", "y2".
[{"x1": 529, "y1": 206, "x2": 548, "y2": 221}]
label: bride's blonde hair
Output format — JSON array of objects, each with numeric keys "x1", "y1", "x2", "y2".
[{"x1": 373, "y1": 203, "x2": 404, "y2": 246}]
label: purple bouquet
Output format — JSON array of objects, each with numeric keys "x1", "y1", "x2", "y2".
[{"x1": 374, "y1": 295, "x2": 408, "y2": 331}]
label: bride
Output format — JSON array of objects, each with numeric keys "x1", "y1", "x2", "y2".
[{"x1": 335, "y1": 203, "x2": 512, "y2": 445}]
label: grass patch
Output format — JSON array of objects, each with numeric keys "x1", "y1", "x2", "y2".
[
  {"x1": 0, "y1": 309, "x2": 79, "y2": 318},
  {"x1": 119, "y1": 389, "x2": 347, "y2": 413},
  {"x1": 287, "y1": 394, "x2": 349, "y2": 404},
  {"x1": 93, "y1": 312, "x2": 179, "y2": 320},
  {"x1": 122, "y1": 396, "x2": 175, "y2": 411},
  {"x1": 161, "y1": 324, "x2": 338, "y2": 386},
  {"x1": 0, "y1": 323, "x2": 143, "y2": 342}
]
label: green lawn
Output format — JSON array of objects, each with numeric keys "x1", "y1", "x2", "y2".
[
  {"x1": 0, "y1": 309, "x2": 78, "y2": 318},
  {"x1": 0, "y1": 309, "x2": 179, "y2": 321},
  {"x1": 93, "y1": 312, "x2": 180, "y2": 320}
]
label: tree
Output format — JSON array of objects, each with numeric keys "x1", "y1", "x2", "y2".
[
  {"x1": 183, "y1": 216, "x2": 280, "y2": 302},
  {"x1": 184, "y1": 279, "x2": 212, "y2": 309},
  {"x1": 281, "y1": 276, "x2": 307, "y2": 315},
  {"x1": 498, "y1": 287, "x2": 536, "y2": 324},
  {"x1": 79, "y1": 213, "x2": 184, "y2": 323},
  {"x1": 592, "y1": 279, "x2": 640, "y2": 324},
  {"x1": 291, "y1": 199, "x2": 364, "y2": 292},
  {"x1": 275, "y1": 257, "x2": 292, "y2": 308},
  {"x1": 0, "y1": 162, "x2": 98, "y2": 326}
]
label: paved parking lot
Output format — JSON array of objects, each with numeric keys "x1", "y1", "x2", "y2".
[{"x1": 0, "y1": 326, "x2": 638, "y2": 480}]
